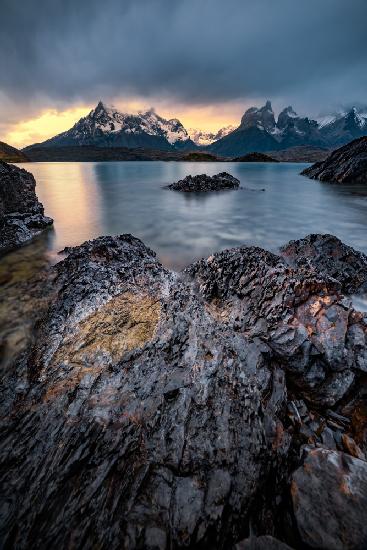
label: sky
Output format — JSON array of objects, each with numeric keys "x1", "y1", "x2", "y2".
[{"x1": 1, "y1": 0, "x2": 367, "y2": 148}]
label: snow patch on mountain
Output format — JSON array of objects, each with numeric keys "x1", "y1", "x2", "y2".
[{"x1": 189, "y1": 125, "x2": 236, "y2": 146}]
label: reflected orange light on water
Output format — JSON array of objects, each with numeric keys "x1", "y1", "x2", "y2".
[{"x1": 30, "y1": 163, "x2": 104, "y2": 250}]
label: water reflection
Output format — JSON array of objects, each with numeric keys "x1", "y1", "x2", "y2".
[
  {"x1": 34, "y1": 162, "x2": 104, "y2": 251},
  {"x1": 10, "y1": 161, "x2": 367, "y2": 272}
]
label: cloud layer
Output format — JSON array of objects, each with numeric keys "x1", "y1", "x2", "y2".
[{"x1": 1, "y1": 0, "x2": 366, "y2": 127}]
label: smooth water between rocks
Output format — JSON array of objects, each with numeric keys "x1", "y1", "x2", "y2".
[{"x1": 4, "y1": 160, "x2": 367, "y2": 274}]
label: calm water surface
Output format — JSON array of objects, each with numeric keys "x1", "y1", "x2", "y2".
[
  {"x1": 11, "y1": 161, "x2": 367, "y2": 270},
  {"x1": 1, "y1": 161, "x2": 367, "y2": 365}
]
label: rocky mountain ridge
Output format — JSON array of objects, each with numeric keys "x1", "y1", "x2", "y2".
[
  {"x1": 24, "y1": 101, "x2": 196, "y2": 152},
  {"x1": 208, "y1": 101, "x2": 367, "y2": 156},
  {"x1": 22, "y1": 101, "x2": 367, "y2": 158}
]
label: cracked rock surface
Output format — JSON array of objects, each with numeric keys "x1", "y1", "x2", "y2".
[{"x1": 0, "y1": 233, "x2": 366, "y2": 549}]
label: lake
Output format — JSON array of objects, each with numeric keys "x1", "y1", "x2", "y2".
[{"x1": 9, "y1": 161, "x2": 367, "y2": 271}]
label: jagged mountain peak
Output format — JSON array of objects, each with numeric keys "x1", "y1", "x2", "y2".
[
  {"x1": 264, "y1": 100, "x2": 273, "y2": 111},
  {"x1": 280, "y1": 106, "x2": 298, "y2": 117},
  {"x1": 29, "y1": 101, "x2": 195, "y2": 150},
  {"x1": 240, "y1": 100, "x2": 276, "y2": 133}
]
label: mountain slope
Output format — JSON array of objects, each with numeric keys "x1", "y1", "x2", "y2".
[
  {"x1": 209, "y1": 125, "x2": 280, "y2": 156},
  {"x1": 207, "y1": 101, "x2": 326, "y2": 156},
  {"x1": 0, "y1": 141, "x2": 29, "y2": 162},
  {"x1": 320, "y1": 107, "x2": 367, "y2": 146},
  {"x1": 25, "y1": 102, "x2": 196, "y2": 152}
]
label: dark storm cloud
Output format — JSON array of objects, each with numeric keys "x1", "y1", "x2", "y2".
[{"x1": 0, "y1": 0, "x2": 366, "y2": 114}]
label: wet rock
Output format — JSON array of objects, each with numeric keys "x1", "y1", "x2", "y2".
[
  {"x1": 280, "y1": 233, "x2": 367, "y2": 295},
  {"x1": 235, "y1": 535, "x2": 294, "y2": 549},
  {"x1": 0, "y1": 161, "x2": 53, "y2": 256},
  {"x1": 301, "y1": 136, "x2": 367, "y2": 183},
  {"x1": 166, "y1": 171, "x2": 240, "y2": 192},
  {"x1": 291, "y1": 448, "x2": 367, "y2": 550},
  {"x1": 0, "y1": 233, "x2": 367, "y2": 548}
]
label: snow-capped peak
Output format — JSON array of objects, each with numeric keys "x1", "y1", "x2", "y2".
[
  {"x1": 317, "y1": 106, "x2": 367, "y2": 129},
  {"x1": 77, "y1": 102, "x2": 190, "y2": 144},
  {"x1": 189, "y1": 125, "x2": 236, "y2": 146}
]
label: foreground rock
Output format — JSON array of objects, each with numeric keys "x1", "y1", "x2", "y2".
[
  {"x1": 0, "y1": 161, "x2": 53, "y2": 256},
  {"x1": 291, "y1": 448, "x2": 367, "y2": 549},
  {"x1": 0, "y1": 233, "x2": 366, "y2": 549},
  {"x1": 233, "y1": 152, "x2": 279, "y2": 162},
  {"x1": 280, "y1": 233, "x2": 367, "y2": 294},
  {"x1": 302, "y1": 136, "x2": 367, "y2": 183},
  {"x1": 166, "y1": 171, "x2": 240, "y2": 191}
]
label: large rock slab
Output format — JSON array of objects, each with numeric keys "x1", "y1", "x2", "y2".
[
  {"x1": 291, "y1": 448, "x2": 367, "y2": 549},
  {"x1": 0, "y1": 161, "x2": 53, "y2": 256},
  {"x1": 0, "y1": 233, "x2": 367, "y2": 548},
  {"x1": 301, "y1": 136, "x2": 367, "y2": 183},
  {"x1": 166, "y1": 171, "x2": 240, "y2": 191}
]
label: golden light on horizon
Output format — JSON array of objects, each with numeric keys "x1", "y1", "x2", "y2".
[
  {"x1": 5, "y1": 100, "x2": 244, "y2": 149},
  {"x1": 5, "y1": 106, "x2": 92, "y2": 149}
]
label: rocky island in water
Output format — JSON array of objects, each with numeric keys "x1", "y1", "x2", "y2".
[
  {"x1": 166, "y1": 172, "x2": 240, "y2": 192},
  {"x1": 1, "y1": 158, "x2": 367, "y2": 550}
]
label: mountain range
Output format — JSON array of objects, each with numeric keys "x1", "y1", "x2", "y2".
[{"x1": 23, "y1": 100, "x2": 367, "y2": 158}]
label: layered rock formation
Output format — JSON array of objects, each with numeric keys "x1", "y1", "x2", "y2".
[
  {"x1": 302, "y1": 136, "x2": 367, "y2": 183},
  {"x1": 0, "y1": 161, "x2": 53, "y2": 255},
  {"x1": 166, "y1": 172, "x2": 240, "y2": 192},
  {"x1": 0, "y1": 233, "x2": 366, "y2": 549}
]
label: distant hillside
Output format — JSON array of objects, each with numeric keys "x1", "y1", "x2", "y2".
[
  {"x1": 0, "y1": 141, "x2": 29, "y2": 162},
  {"x1": 266, "y1": 146, "x2": 331, "y2": 163},
  {"x1": 233, "y1": 152, "x2": 279, "y2": 162},
  {"x1": 24, "y1": 145, "x2": 223, "y2": 162}
]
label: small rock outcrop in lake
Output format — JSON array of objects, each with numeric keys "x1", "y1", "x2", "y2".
[
  {"x1": 1, "y1": 233, "x2": 367, "y2": 549},
  {"x1": 301, "y1": 136, "x2": 367, "y2": 183},
  {"x1": 233, "y1": 152, "x2": 279, "y2": 162},
  {"x1": 0, "y1": 161, "x2": 53, "y2": 256},
  {"x1": 166, "y1": 171, "x2": 240, "y2": 191}
]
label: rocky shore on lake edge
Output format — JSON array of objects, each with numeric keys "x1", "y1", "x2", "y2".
[
  {"x1": 0, "y1": 161, "x2": 53, "y2": 256},
  {"x1": 302, "y1": 136, "x2": 367, "y2": 184},
  {"x1": 0, "y1": 232, "x2": 367, "y2": 549}
]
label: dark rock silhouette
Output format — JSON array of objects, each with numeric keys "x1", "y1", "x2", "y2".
[
  {"x1": 233, "y1": 152, "x2": 279, "y2": 162},
  {"x1": 166, "y1": 171, "x2": 240, "y2": 192},
  {"x1": 0, "y1": 161, "x2": 53, "y2": 256},
  {"x1": 301, "y1": 137, "x2": 367, "y2": 183}
]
